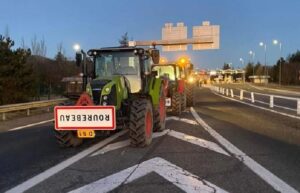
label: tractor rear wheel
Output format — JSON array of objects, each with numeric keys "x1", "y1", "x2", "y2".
[
  {"x1": 186, "y1": 85, "x2": 195, "y2": 107},
  {"x1": 171, "y1": 92, "x2": 181, "y2": 116},
  {"x1": 181, "y1": 92, "x2": 187, "y2": 112},
  {"x1": 154, "y1": 87, "x2": 166, "y2": 132},
  {"x1": 54, "y1": 130, "x2": 83, "y2": 147},
  {"x1": 129, "y1": 99, "x2": 153, "y2": 147}
]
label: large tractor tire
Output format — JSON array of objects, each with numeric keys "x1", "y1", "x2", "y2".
[
  {"x1": 153, "y1": 87, "x2": 166, "y2": 132},
  {"x1": 170, "y1": 92, "x2": 181, "y2": 116},
  {"x1": 186, "y1": 85, "x2": 195, "y2": 107},
  {"x1": 181, "y1": 92, "x2": 187, "y2": 112},
  {"x1": 54, "y1": 130, "x2": 83, "y2": 147},
  {"x1": 129, "y1": 99, "x2": 153, "y2": 147}
]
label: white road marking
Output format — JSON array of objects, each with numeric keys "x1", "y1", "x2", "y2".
[
  {"x1": 68, "y1": 157, "x2": 229, "y2": 193},
  {"x1": 5, "y1": 130, "x2": 128, "y2": 193},
  {"x1": 8, "y1": 119, "x2": 54, "y2": 131},
  {"x1": 168, "y1": 130, "x2": 230, "y2": 156},
  {"x1": 91, "y1": 129, "x2": 229, "y2": 157},
  {"x1": 166, "y1": 116, "x2": 198, "y2": 125},
  {"x1": 213, "y1": 91, "x2": 300, "y2": 120},
  {"x1": 91, "y1": 129, "x2": 170, "y2": 156},
  {"x1": 190, "y1": 107, "x2": 299, "y2": 193}
]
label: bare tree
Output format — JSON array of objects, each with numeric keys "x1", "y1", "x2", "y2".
[
  {"x1": 31, "y1": 35, "x2": 47, "y2": 56},
  {"x1": 20, "y1": 37, "x2": 26, "y2": 49}
]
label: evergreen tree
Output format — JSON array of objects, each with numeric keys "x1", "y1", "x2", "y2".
[
  {"x1": 119, "y1": 32, "x2": 129, "y2": 47},
  {"x1": 0, "y1": 35, "x2": 34, "y2": 104}
]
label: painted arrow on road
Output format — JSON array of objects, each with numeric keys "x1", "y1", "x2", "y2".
[{"x1": 68, "y1": 157, "x2": 229, "y2": 193}]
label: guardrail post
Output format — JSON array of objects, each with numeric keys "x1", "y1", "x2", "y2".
[
  {"x1": 27, "y1": 109, "x2": 30, "y2": 116},
  {"x1": 2, "y1": 113, "x2": 5, "y2": 121},
  {"x1": 297, "y1": 99, "x2": 300, "y2": 115},
  {"x1": 270, "y1": 95, "x2": 274, "y2": 108},
  {"x1": 230, "y1": 89, "x2": 234, "y2": 98},
  {"x1": 47, "y1": 107, "x2": 50, "y2": 112},
  {"x1": 226, "y1": 89, "x2": 229, "y2": 96},
  {"x1": 223, "y1": 88, "x2": 225, "y2": 95},
  {"x1": 240, "y1": 90, "x2": 243, "y2": 100},
  {"x1": 251, "y1": 92, "x2": 255, "y2": 103}
]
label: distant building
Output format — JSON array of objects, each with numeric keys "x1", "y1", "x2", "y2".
[
  {"x1": 209, "y1": 69, "x2": 245, "y2": 83},
  {"x1": 248, "y1": 75, "x2": 270, "y2": 84}
]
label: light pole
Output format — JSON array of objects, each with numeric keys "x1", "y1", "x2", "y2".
[
  {"x1": 273, "y1": 39, "x2": 282, "y2": 86},
  {"x1": 249, "y1": 50, "x2": 255, "y2": 75},
  {"x1": 73, "y1": 43, "x2": 87, "y2": 92},
  {"x1": 259, "y1": 42, "x2": 267, "y2": 76}
]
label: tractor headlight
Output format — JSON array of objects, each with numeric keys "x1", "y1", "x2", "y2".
[
  {"x1": 188, "y1": 77, "x2": 195, "y2": 83},
  {"x1": 104, "y1": 87, "x2": 110, "y2": 93}
]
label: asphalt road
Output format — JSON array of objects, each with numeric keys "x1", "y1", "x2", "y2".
[{"x1": 1, "y1": 87, "x2": 299, "y2": 193}]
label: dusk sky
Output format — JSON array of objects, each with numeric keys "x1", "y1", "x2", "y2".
[{"x1": 1, "y1": 0, "x2": 300, "y2": 69}]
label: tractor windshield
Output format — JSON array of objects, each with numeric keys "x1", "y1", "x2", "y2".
[
  {"x1": 152, "y1": 65, "x2": 179, "y2": 81},
  {"x1": 95, "y1": 52, "x2": 140, "y2": 78}
]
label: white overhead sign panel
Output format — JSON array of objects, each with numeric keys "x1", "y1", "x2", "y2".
[
  {"x1": 162, "y1": 22, "x2": 187, "y2": 51},
  {"x1": 193, "y1": 21, "x2": 220, "y2": 50}
]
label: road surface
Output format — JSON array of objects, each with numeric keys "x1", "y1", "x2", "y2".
[{"x1": 1, "y1": 87, "x2": 299, "y2": 193}]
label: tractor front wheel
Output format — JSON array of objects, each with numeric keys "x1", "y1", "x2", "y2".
[
  {"x1": 129, "y1": 99, "x2": 153, "y2": 147},
  {"x1": 54, "y1": 130, "x2": 83, "y2": 147}
]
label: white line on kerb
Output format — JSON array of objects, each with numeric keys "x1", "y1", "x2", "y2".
[
  {"x1": 8, "y1": 119, "x2": 54, "y2": 131},
  {"x1": 5, "y1": 130, "x2": 128, "y2": 193},
  {"x1": 190, "y1": 107, "x2": 298, "y2": 193},
  {"x1": 213, "y1": 91, "x2": 300, "y2": 120}
]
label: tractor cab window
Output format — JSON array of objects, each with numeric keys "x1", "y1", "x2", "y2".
[
  {"x1": 95, "y1": 52, "x2": 140, "y2": 78},
  {"x1": 152, "y1": 66, "x2": 176, "y2": 81},
  {"x1": 144, "y1": 57, "x2": 152, "y2": 74}
]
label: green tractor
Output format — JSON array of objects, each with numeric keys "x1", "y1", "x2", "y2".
[
  {"x1": 151, "y1": 63, "x2": 186, "y2": 116},
  {"x1": 177, "y1": 57, "x2": 196, "y2": 107},
  {"x1": 54, "y1": 47, "x2": 167, "y2": 147}
]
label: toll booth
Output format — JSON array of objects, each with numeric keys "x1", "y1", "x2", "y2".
[{"x1": 249, "y1": 75, "x2": 270, "y2": 84}]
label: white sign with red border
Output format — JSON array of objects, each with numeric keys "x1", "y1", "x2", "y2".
[{"x1": 54, "y1": 106, "x2": 116, "y2": 130}]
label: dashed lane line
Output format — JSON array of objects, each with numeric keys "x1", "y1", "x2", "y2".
[{"x1": 8, "y1": 119, "x2": 54, "y2": 131}]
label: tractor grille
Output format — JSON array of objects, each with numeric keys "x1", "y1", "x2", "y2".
[{"x1": 91, "y1": 80, "x2": 110, "y2": 105}]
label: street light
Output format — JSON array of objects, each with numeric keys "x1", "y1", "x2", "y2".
[
  {"x1": 259, "y1": 42, "x2": 267, "y2": 76},
  {"x1": 73, "y1": 43, "x2": 81, "y2": 52},
  {"x1": 273, "y1": 39, "x2": 282, "y2": 86},
  {"x1": 239, "y1": 58, "x2": 244, "y2": 67},
  {"x1": 249, "y1": 50, "x2": 255, "y2": 75}
]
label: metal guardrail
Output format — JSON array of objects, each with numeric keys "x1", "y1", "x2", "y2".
[
  {"x1": 210, "y1": 86, "x2": 300, "y2": 115},
  {"x1": 0, "y1": 98, "x2": 68, "y2": 121}
]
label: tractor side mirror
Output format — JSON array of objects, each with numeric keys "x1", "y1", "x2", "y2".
[
  {"x1": 151, "y1": 49, "x2": 160, "y2": 64},
  {"x1": 75, "y1": 52, "x2": 82, "y2": 67}
]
